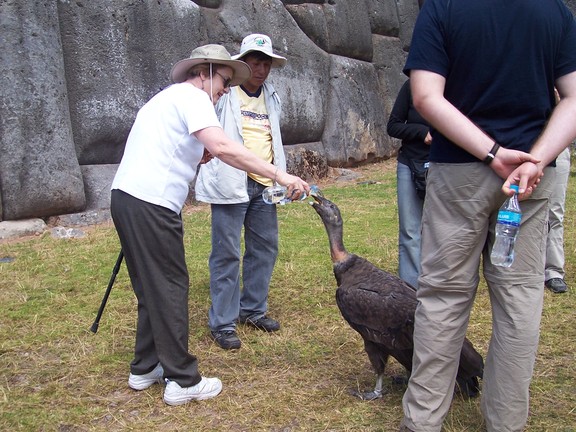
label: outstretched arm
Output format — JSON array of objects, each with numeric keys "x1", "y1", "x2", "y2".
[{"x1": 195, "y1": 126, "x2": 309, "y2": 198}]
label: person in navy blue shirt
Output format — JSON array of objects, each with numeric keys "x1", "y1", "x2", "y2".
[{"x1": 399, "y1": 1, "x2": 576, "y2": 431}]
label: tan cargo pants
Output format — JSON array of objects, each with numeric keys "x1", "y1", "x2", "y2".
[{"x1": 401, "y1": 162, "x2": 555, "y2": 432}]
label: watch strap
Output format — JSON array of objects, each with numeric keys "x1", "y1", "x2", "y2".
[{"x1": 483, "y1": 142, "x2": 500, "y2": 165}]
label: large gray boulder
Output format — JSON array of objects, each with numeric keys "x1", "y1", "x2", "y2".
[
  {"x1": 0, "y1": 1, "x2": 85, "y2": 220},
  {"x1": 322, "y1": 55, "x2": 395, "y2": 166},
  {"x1": 285, "y1": 0, "x2": 374, "y2": 62},
  {"x1": 373, "y1": 34, "x2": 409, "y2": 115},
  {"x1": 367, "y1": 0, "x2": 401, "y2": 37},
  {"x1": 58, "y1": 0, "x2": 206, "y2": 165}
]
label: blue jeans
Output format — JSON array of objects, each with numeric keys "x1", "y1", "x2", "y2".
[
  {"x1": 208, "y1": 178, "x2": 278, "y2": 331},
  {"x1": 397, "y1": 161, "x2": 424, "y2": 288}
]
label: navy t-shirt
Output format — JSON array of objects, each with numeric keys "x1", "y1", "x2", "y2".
[{"x1": 404, "y1": 0, "x2": 576, "y2": 163}]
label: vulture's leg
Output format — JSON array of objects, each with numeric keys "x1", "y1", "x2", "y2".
[
  {"x1": 351, "y1": 344, "x2": 389, "y2": 400},
  {"x1": 351, "y1": 373, "x2": 385, "y2": 400}
]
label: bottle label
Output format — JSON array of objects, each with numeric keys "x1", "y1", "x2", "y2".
[{"x1": 497, "y1": 210, "x2": 521, "y2": 226}]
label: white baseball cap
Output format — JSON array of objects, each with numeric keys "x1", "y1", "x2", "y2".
[{"x1": 232, "y1": 34, "x2": 287, "y2": 68}]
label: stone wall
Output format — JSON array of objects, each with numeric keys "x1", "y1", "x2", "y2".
[
  {"x1": 2, "y1": 0, "x2": 575, "y2": 224},
  {"x1": 0, "y1": 0, "x2": 425, "y2": 220}
]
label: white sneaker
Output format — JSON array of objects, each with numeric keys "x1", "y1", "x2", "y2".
[
  {"x1": 128, "y1": 363, "x2": 164, "y2": 390},
  {"x1": 163, "y1": 377, "x2": 223, "y2": 406}
]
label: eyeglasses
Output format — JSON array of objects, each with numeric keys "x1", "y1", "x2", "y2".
[{"x1": 214, "y1": 71, "x2": 232, "y2": 89}]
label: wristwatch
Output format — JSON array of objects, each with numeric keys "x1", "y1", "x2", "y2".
[{"x1": 483, "y1": 143, "x2": 500, "y2": 165}]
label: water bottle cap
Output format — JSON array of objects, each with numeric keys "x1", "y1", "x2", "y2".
[{"x1": 510, "y1": 185, "x2": 519, "y2": 193}]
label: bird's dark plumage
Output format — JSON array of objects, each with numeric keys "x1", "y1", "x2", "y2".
[{"x1": 311, "y1": 194, "x2": 484, "y2": 400}]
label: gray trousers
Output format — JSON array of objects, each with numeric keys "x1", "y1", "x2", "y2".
[
  {"x1": 545, "y1": 147, "x2": 571, "y2": 281},
  {"x1": 401, "y1": 163, "x2": 554, "y2": 432},
  {"x1": 110, "y1": 189, "x2": 201, "y2": 388}
]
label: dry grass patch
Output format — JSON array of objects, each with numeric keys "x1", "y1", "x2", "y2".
[{"x1": 1, "y1": 158, "x2": 575, "y2": 431}]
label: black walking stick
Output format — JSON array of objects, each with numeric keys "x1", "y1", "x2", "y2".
[{"x1": 90, "y1": 250, "x2": 124, "y2": 333}]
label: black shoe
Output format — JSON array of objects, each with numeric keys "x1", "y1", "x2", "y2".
[
  {"x1": 210, "y1": 330, "x2": 241, "y2": 350},
  {"x1": 241, "y1": 315, "x2": 280, "y2": 332},
  {"x1": 545, "y1": 278, "x2": 568, "y2": 294}
]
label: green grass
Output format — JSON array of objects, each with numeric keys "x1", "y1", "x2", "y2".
[{"x1": 0, "y1": 159, "x2": 574, "y2": 431}]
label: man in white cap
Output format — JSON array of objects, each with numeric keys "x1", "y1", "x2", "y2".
[
  {"x1": 111, "y1": 43, "x2": 308, "y2": 404},
  {"x1": 195, "y1": 34, "x2": 289, "y2": 350}
]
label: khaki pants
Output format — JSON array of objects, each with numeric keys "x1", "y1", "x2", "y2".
[
  {"x1": 401, "y1": 162, "x2": 554, "y2": 432},
  {"x1": 545, "y1": 147, "x2": 571, "y2": 281}
]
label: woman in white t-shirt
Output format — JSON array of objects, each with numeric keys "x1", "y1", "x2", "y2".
[{"x1": 110, "y1": 44, "x2": 309, "y2": 407}]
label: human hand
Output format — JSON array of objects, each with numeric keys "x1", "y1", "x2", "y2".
[
  {"x1": 502, "y1": 161, "x2": 543, "y2": 199},
  {"x1": 276, "y1": 171, "x2": 310, "y2": 200},
  {"x1": 490, "y1": 147, "x2": 540, "y2": 181},
  {"x1": 424, "y1": 132, "x2": 433, "y2": 145}
]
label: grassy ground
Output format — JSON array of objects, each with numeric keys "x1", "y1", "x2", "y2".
[{"x1": 0, "y1": 159, "x2": 574, "y2": 431}]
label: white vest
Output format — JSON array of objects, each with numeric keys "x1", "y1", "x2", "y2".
[{"x1": 195, "y1": 82, "x2": 287, "y2": 204}]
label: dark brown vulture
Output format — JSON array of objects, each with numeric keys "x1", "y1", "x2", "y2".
[{"x1": 311, "y1": 194, "x2": 484, "y2": 400}]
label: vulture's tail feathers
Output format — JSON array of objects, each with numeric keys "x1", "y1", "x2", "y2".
[{"x1": 455, "y1": 375, "x2": 481, "y2": 398}]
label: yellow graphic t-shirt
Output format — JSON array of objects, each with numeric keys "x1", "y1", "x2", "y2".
[{"x1": 237, "y1": 87, "x2": 274, "y2": 187}]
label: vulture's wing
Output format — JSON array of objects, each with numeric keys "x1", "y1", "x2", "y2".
[{"x1": 335, "y1": 255, "x2": 417, "y2": 350}]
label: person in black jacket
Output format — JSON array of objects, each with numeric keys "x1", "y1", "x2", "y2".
[{"x1": 386, "y1": 79, "x2": 431, "y2": 288}]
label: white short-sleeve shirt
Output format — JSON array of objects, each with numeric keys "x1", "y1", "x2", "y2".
[{"x1": 112, "y1": 83, "x2": 220, "y2": 213}]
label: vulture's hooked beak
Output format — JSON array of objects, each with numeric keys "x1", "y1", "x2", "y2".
[
  {"x1": 310, "y1": 193, "x2": 335, "y2": 216},
  {"x1": 310, "y1": 193, "x2": 325, "y2": 209}
]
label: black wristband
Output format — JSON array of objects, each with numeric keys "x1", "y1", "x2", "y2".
[{"x1": 483, "y1": 142, "x2": 500, "y2": 165}]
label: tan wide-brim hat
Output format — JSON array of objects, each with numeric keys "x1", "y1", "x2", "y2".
[
  {"x1": 170, "y1": 44, "x2": 252, "y2": 86},
  {"x1": 231, "y1": 34, "x2": 287, "y2": 68}
]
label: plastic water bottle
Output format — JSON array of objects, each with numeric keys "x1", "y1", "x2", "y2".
[
  {"x1": 262, "y1": 185, "x2": 322, "y2": 205},
  {"x1": 490, "y1": 185, "x2": 522, "y2": 267}
]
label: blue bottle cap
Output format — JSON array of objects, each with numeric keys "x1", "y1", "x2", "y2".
[{"x1": 510, "y1": 185, "x2": 519, "y2": 193}]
